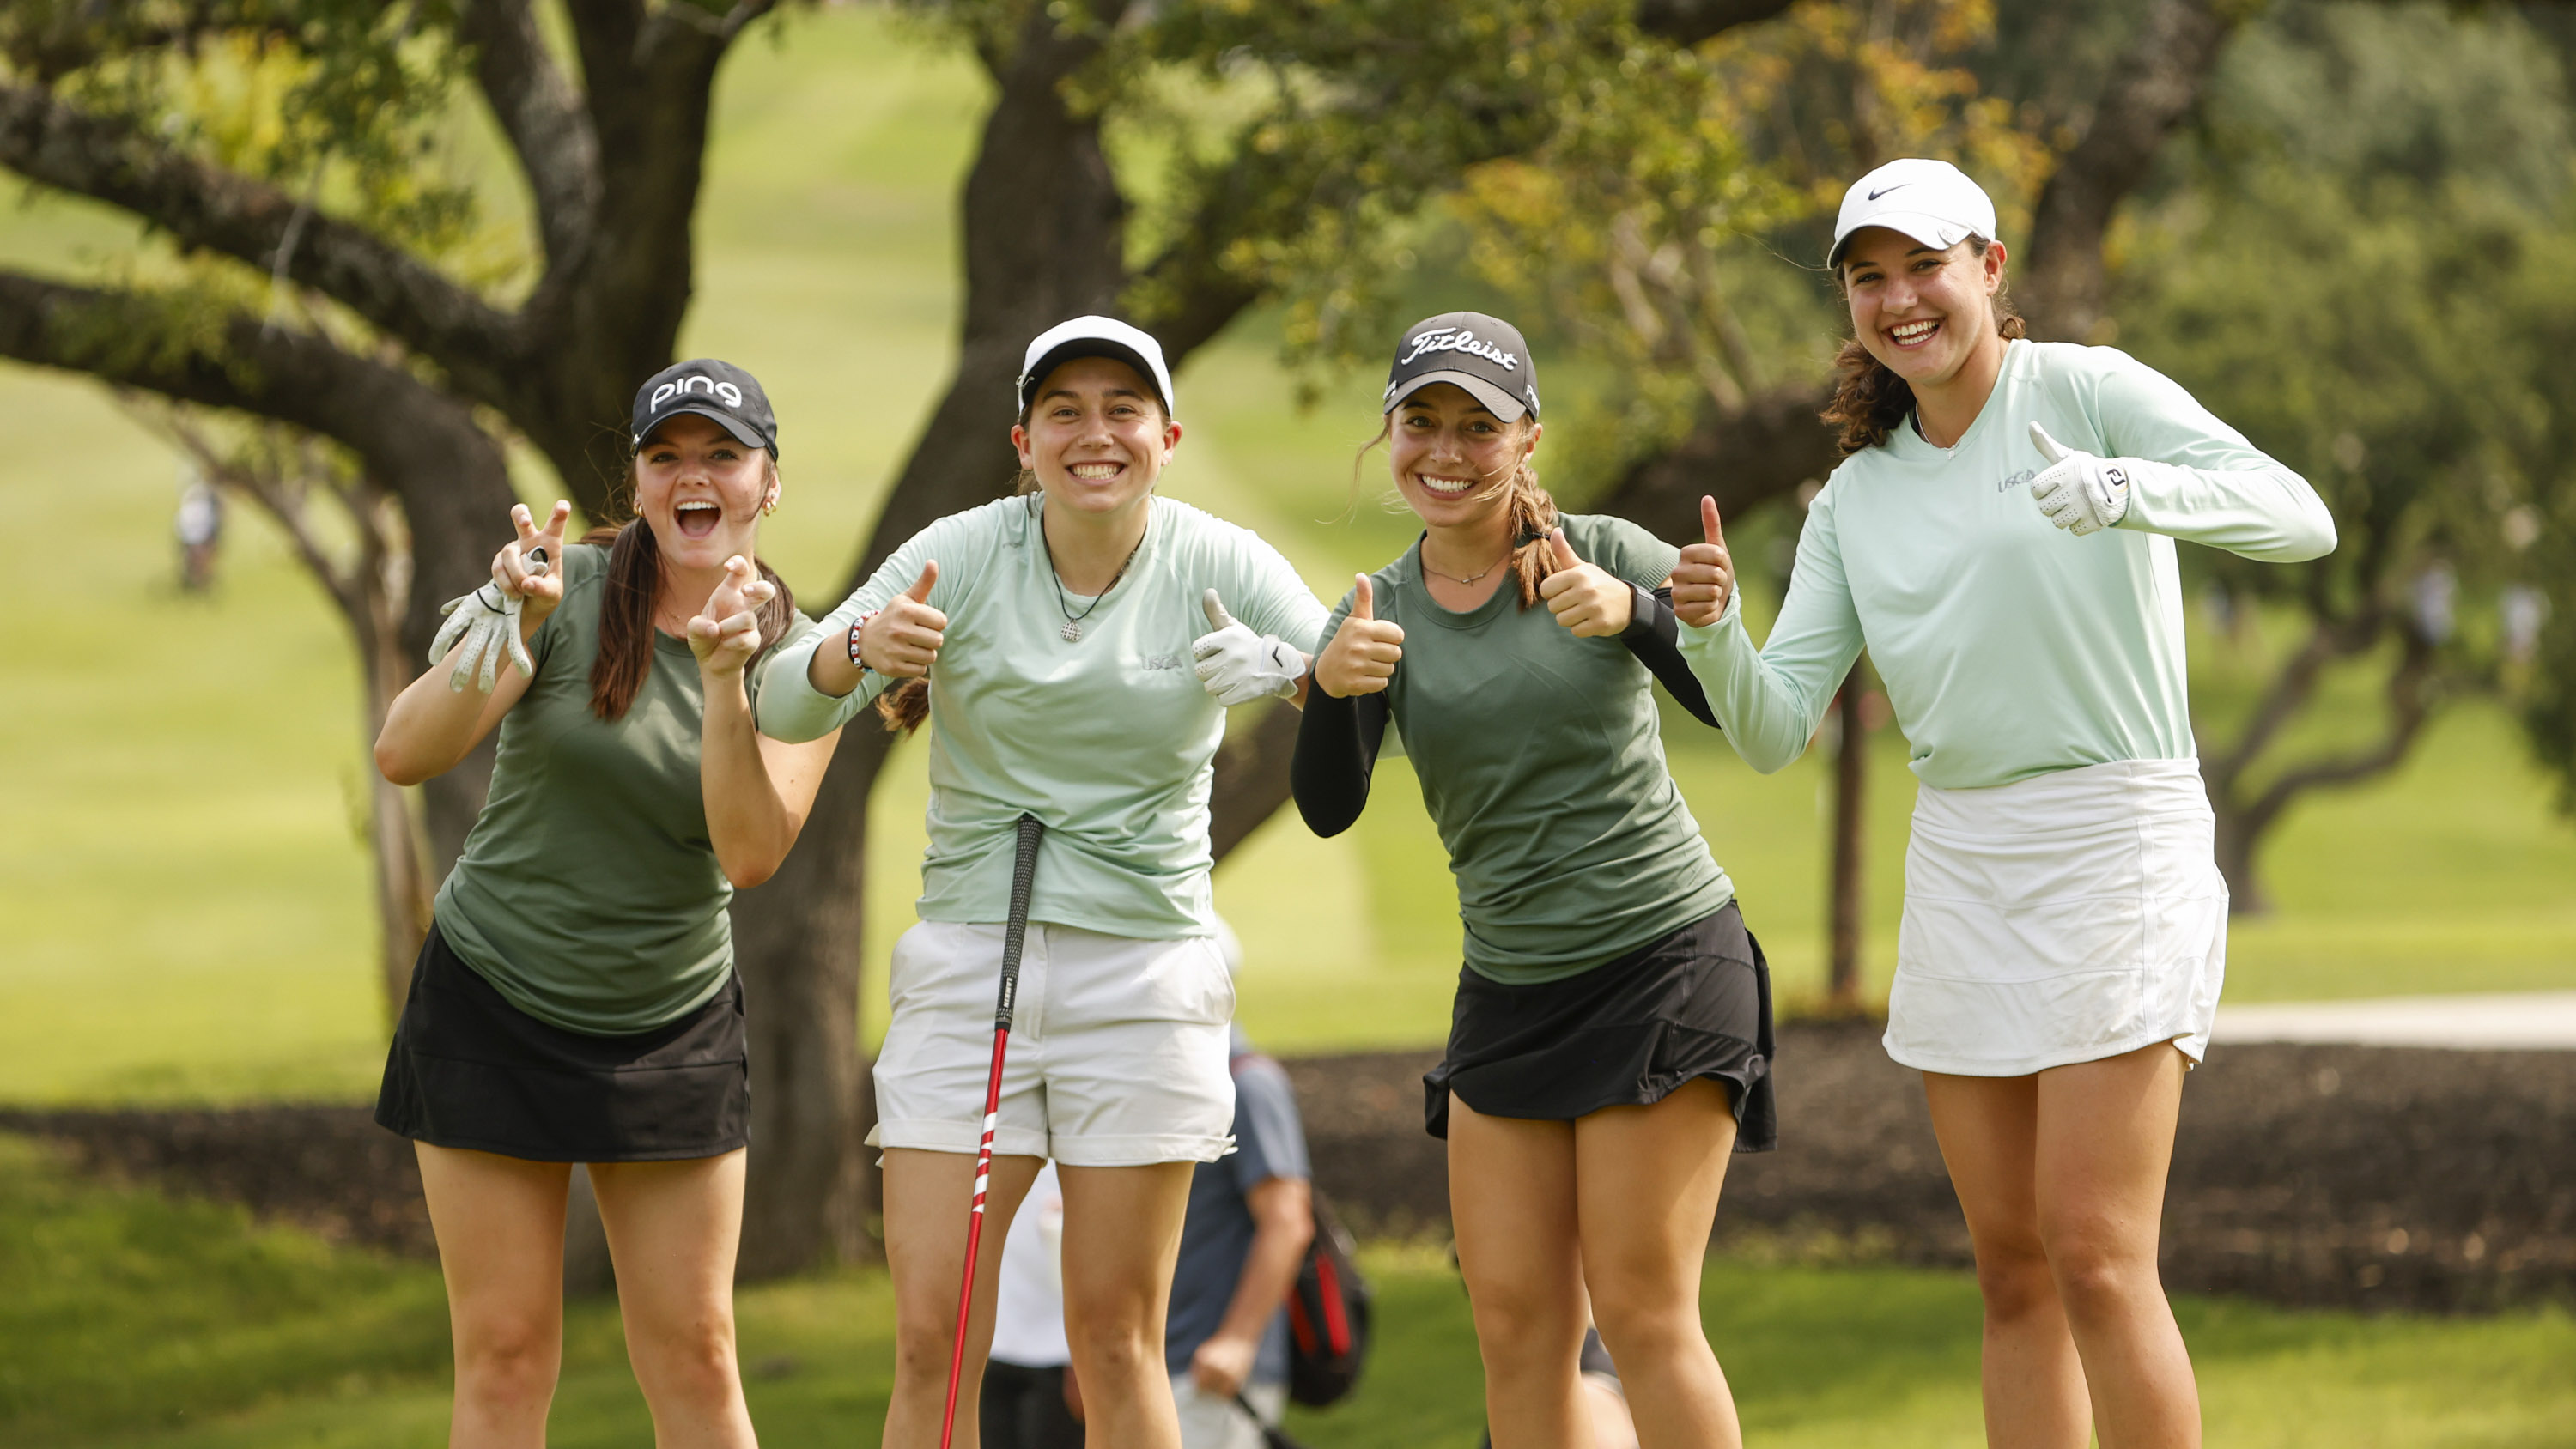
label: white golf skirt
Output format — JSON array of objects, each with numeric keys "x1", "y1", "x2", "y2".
[{"x1": 1886, "y1": 758, "x2": 2229, "y2": 1077}]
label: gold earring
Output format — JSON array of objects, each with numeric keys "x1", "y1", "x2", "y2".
[{"x1": 762, "y1": 497, "x2": 778, "y2": 516}]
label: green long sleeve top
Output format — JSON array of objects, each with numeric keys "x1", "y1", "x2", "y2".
[{"x1": 1680, "y1": 340, "x2": 2336, "y2": 789}]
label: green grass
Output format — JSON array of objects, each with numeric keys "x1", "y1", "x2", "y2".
[
  {"x1": 9, "y1": 1141, "x2": 2572, "y2": 1448},
  {"x1": 0, "y1": 4, "x2": 2572, "y2": 1105}
]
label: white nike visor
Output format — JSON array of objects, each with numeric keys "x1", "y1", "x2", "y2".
[{"x1": 1828, "y1": 157, "x2": 1999, "y2": 270}]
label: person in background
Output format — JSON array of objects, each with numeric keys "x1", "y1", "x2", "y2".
[
  {"x1": 1163, "y1": 1002, "x2": 1315, "y2": 1449},
  {"x1": 982, "y1": 1161, "x2": 1084, "y2": 1449},
  {"x1": 175, "y1": 467, "x2": 223, "y2": 593}
]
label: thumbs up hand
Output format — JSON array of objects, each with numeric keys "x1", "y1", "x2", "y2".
[
  {"x1": 2026, "y1": 422, "x2": 2131, "y2": 536},
  {"x1": 1191, "y1": 587, "x2": 1306, "y2": 706},
  {"x1": 1535, "y1": 526, "x2": 1633, "y2": 638},
  {"x1": 1315, "y1": 573, "x2": 1406, "y2": 699},
  {"x1": 688, "y1": 555, "x2": 776, "y2": 676},
  {"x1": 855, "y1": 559, "x2": 946, "y2": 677},
  {"x1": 1671, "y1": 496, "x2": 1734, "y2": 627}
]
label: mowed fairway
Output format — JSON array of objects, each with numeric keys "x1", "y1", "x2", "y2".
[{"x1": 4, "y1": 1137, "x2": 2572, "y2": 1449}]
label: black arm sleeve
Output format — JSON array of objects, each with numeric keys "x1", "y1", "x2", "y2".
[
  {"x1": 1291, "y1": 685, "x2": 1388, "y2": 837},
  {"x1": 1619, "y1": 583, "x2": 1720, "y2": 729}
]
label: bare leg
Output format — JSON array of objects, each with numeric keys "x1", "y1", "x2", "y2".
[
  {"x1": 1574, "y1": 1078, "x2": 1741, "y2": 1449},
  {"x1": 1923, "y1": 1070, "x2": 2092, "y2": 1449},
  {"x1": 1449, "y1": 1097, "x2": 1594, "y2": 1449},
  {"x1": 415, "y1": 1144, "x2": 571, "y2": 1449},
  {"x1": 1925, "y1": 1042, "x2": 2199, "y2": 1449},
  {"x1": 2033, "y1": 1045, "x2": 2199, "y2": 1449},
  {"x1": 589, "y1": 1149, "x2": 757, "y2": 1448},
  {"x1": 880, "y1": 1149, "x2": 1046, "y2": 1449},
  {"x1": 1056, "y1": 1161, "x2": 1195, "y2": 1449}
]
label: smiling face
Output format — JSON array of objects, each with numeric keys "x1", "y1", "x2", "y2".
[
  {"x1": 1839, "y1": 227, "x2": 2008, "y2": 392},
  {"x1": 1388, "y1": 382, "x2": 1539, "y2": 531},
  {"x1": 1011, "y1": 355, "x2": 1181, "y2": 521},
  {"x1": 633, "y1": 413, "x2": 775, "y2": 573}
]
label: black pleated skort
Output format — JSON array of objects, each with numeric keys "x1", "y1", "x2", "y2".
[
  {"x1": 1425, "y1": 902, "x2": 1776, "y2": 1152},
  {"x1": 374, "y1": 922, "x2": 750, "y2": 1162}
]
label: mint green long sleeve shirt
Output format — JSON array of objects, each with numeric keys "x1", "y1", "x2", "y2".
[
  {"x1": 756, "y1": 494, "x2": 1328, "y2": 939},
  {"x1": 1681, "y1": 340, "x2": 2336, "y2": 789}
]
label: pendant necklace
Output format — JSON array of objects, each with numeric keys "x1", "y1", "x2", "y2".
[{"x1": 1041, "y1": 502, "x2": 1146, "y2": 643}]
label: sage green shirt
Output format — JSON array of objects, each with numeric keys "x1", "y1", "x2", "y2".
[
  {"x1": 758, "y1": 494, "x2": 1330, "y2": 939},
  {"x1": 434, "y1": 543, "x2": 814, "y2": 1035},
  {"x1": 1323, "y1": 513, "x2": 1735, "y2": 985},
  {"x1": 1681, "y1": 340, "x2": 2337, "y2": 788}
]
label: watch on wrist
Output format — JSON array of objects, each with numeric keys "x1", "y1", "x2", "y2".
[
  {"x1": 848, "y1": 610, "x2": 880, "y2": 673},
  {"x1": 1620, "y1": 581, "x2": 1656, "y2": 639}
]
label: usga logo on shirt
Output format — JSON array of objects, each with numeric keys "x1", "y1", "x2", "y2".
[{"x1": 652, "y1": 374, "x2": 744, "y2": 410}]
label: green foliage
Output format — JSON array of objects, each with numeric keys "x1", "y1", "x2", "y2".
[
  {"x1": 2, "y1": 2, "x2": 482, "y2": 257},
  {"x1": 2114, "y1": 1, "x2": 2576, "y2": 799}
]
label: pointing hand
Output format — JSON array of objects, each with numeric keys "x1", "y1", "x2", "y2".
[{"x1": 2026, "y1": 422, "x2": 2131, "y2": 536}]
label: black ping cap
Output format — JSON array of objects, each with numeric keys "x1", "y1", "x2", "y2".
[
  {"x1": 1382, "y1": 312, "x2": 1540, "y2": 421},
  {"x1": 631, "y1": 359, "x2": 779, "y2": 458}
]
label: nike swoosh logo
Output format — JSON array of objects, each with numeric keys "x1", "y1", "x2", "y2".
[{"x1": 1867, "y1": 184, "x2": 1908, "y2": 201}]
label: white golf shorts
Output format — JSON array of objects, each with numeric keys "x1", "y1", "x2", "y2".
[{"x1": 869, "y1": 919, "x2": 1237, "y2": 1166}]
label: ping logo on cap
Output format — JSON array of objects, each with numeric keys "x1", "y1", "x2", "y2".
[{"x1": 651, "y1": 374, "x2": 744, "y2": 411}]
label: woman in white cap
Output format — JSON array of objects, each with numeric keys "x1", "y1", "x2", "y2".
[
  {"x1": 373, "y1": 360, "x2": 834, "y2": 1446},
  {"x1": 1672, "y1": 160, "x2": 2336, "y2": 1446},
  {"x1": 1295, "y1": 312, "x2": 1770, "y2": 1449},
  {"x1": 757, "y1": 317, "x2": 1327, "y2": 1449}
]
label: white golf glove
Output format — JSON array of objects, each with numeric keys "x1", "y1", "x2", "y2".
[
  {"x1": 2027, "y1": 422, "x2": 2132, "y2": 536},
  {"x1": 429, "y1": 553, "x2": 548, "y2": 692},
  {"x1": 1193, "y1": 589, "x2": 1304, "y2": 706}
]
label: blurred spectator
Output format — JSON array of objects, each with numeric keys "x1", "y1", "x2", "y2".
[
  {"x1": 175, "y1": 468, "x2": 223, "y2": 593},
  {"x1": 1165, "y1": 1023, "x2": 1314, "y2": 1448},
  {"x1": 981, "y1": 1161, "x2": 1082, "y2": 1449},
  {"x1": 2413, "y1": 561, "x2": 2458, "y2": 645},
  {"x1": 2502, "y1": 584, "x2": 2549, "y2": 667}
]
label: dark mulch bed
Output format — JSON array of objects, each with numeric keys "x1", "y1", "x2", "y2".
[
  {"x1": 8, "y1": 1023, "x2": 2573, "y2": 1312},
  {"x1": 1283, "y1": 1022, "x2": 2576, "y2": 1313}
]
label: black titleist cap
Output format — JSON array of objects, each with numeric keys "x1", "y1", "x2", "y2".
[
  {"x1": 631, "y1": 359, "x2": 780, "y2": 458},
  {"x1": 1382, "y1": 312, "x2": 1540, "y2": 422}
]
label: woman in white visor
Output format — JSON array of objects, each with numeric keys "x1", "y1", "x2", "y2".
[
  {"x1": 1671, "y1": 159, "x2": 2336, "y2": 1448},
  {"x1": 758, "y1": 317, "x2": 1327, "y2": 1449}
]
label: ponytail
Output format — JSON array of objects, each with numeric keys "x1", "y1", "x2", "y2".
[
  {"x1": 1497, "y1": 435, "x2": 1561, "y2": 610},
  {"x1": 1821, "y1": 235, "x2": 2026, "y2": 456}
]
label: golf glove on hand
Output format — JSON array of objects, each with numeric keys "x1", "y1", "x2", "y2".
[
  {"x1": 2027, "y1": 423, "x2": 2134, "y2": 536},
  {"x1": 1193, "y1": 589, "x2": 1304, "y2": 706},
  {"x1": 430, "y1": 573, "x2": 540, "y2": 694}
]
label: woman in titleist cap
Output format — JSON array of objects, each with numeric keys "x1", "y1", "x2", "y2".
[
  {"x1": 1673, "y1": 159, "x2": 2336, "y2": 1447},
  {"x1": 757, "y1": 317, "x2": 1327, "y2": 1449},
  {"x1": 1294, "y1": 311, "x2": 1773, "y2": 1449},
  {"x1": 373, "y1": 359, "x2": 836, "y2": 1446}
]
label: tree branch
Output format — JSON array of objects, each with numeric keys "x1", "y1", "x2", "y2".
[
  {"x1": 459, "y1": 0, "x2": 602, "y2": 276},
  {"x1": 2019, "y1": 0, "x2": 2241, "y2": 342},
  {"x1": 2236, "y1": 627, "x2": 2441, "y2": 840},
  {"x1": 1631, "y1": 0, "x2": 1806, "y2": 45},
  {"x1": 1590, "y1": 381, "x2": 1839, "y2": 541},
  {"x1": 0, "y1": 82, "x2": 519, "y2": 390}
]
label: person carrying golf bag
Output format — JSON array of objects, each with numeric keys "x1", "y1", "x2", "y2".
[
  {"x1": 372, "y1": 361, "x2": 835, "y2": 1448},
  {"x1": 1672, "y1": 160, "x2": 2336, "y2": 1447},
  {"x1": 1293, "y1": 312, "x2": 1775, "y2": 1449},
  {"x1": 757, "y1": 318, "x2": 1329, "y2": 1449}
]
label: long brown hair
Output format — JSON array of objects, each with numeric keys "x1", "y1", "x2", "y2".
[
  {"x1": 1820, "y1": 236, "x2": 2026, "y2": 456},
  {"x1": 1355, "y1": 411, "x2": 1561, "y2": 608},
  {"x1": 586, "y1": 460, "x2": 796, "y2": 721}
]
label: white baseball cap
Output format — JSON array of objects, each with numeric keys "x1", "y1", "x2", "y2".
[
  {"x1": 1827, "y1": 158, "x2": 1998, "y2": 269},
  {"x1": 1017, "y1": 315, "x2": 1177, "y2": 418}
]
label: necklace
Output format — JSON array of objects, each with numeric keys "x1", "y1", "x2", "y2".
[
  {"x1": 1419, "y1": 545, "x2": 1510, "y2": 588},
  {"x1": 1038, "y1": 500, "x2": 1147, "y2": 642}
]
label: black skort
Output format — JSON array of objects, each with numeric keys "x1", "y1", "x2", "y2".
[
  {"x1": 374, "y1": 922, "x2": 750, "y2": 1162},
  {"x1": 1425, "y1": 902, "x2": 1776, "y2": 1152}
]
